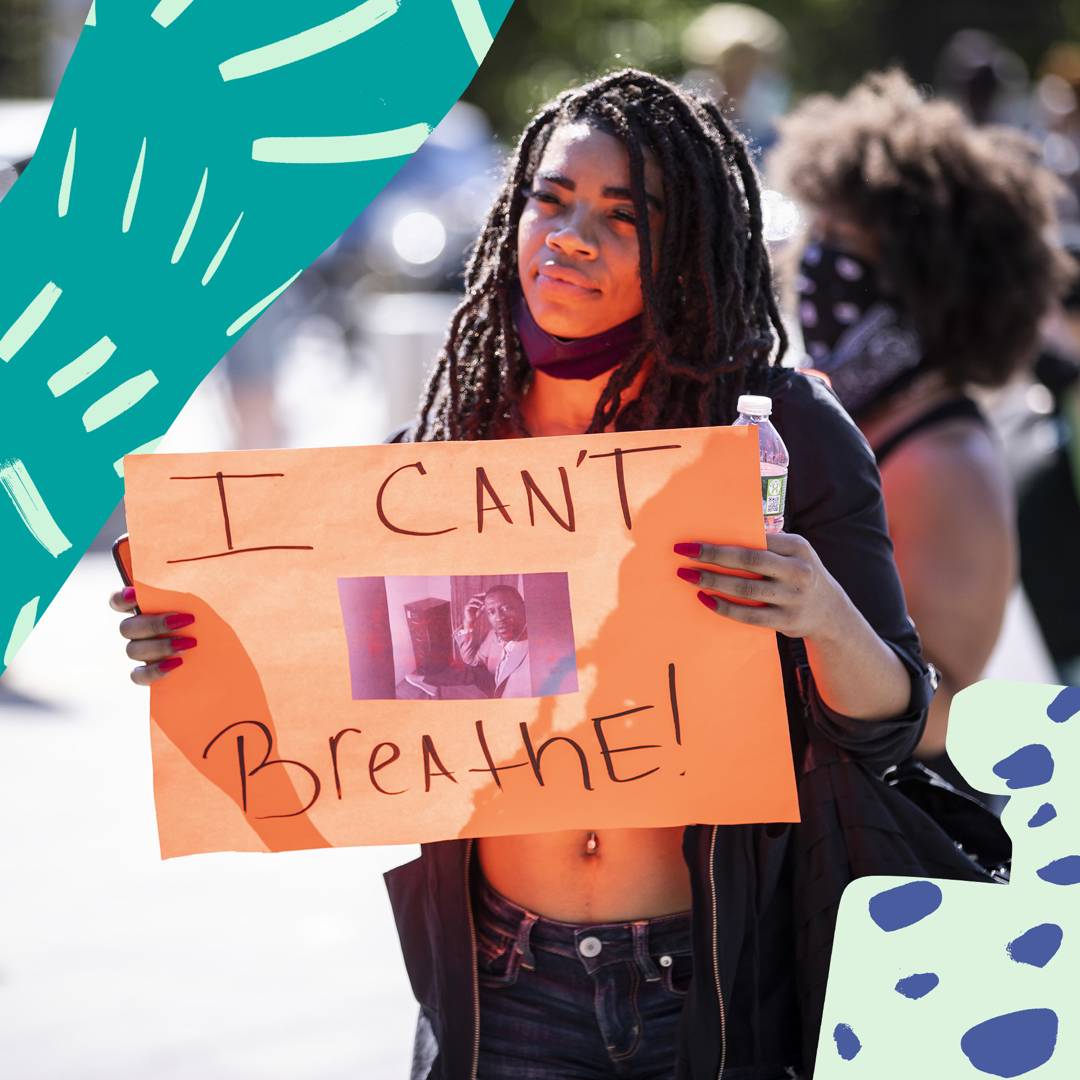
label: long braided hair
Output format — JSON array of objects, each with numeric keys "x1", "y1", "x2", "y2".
[{"x1": 413, "y1": 68, "x2": 787, "y2": 441}]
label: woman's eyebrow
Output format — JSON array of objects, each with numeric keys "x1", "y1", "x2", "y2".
[
  {"x1": 535, "y1": 173, "x2": 663, "y2": 211},
  {"x1": 603, "y1": 185, "x2": 664, "y2": 211},
  {"x1": 536, "y1": 172, "x2": 574, "y2": 190}
]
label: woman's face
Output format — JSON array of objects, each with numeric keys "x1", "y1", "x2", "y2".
[
  {"x1": 808, "y1": 207, "x2": 879, "y2": 264},
  {"x1": 516, "y1": 122, "x2": 665, "y2": 339}
]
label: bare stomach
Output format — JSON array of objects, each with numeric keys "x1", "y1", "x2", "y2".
[{"x1": 477, "y1": 827, "x2": 692, "y2": 922}]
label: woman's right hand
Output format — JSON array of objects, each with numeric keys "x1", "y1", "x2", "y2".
[{"x1": 109, "y1": 587, "x2": 197, "y2": 686}]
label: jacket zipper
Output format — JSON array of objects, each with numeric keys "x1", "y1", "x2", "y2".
[
  {"x1": 709, "y1": 825, "x2": 727, "y2": 1079},
  {"x1": 465, "y1": 838, "x2": 481, "y2": 1080}
]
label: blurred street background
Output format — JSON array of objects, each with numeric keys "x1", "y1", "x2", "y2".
[{"x1": 1, "y1": 0, "x2": 1078, "y2": 1076}]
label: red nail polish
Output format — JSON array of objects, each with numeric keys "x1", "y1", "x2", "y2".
[
  {"x1": 170, "y1": 637, "x2": 197, "y2": 652},
  {"x1": 697, "y1": 591, "x2": 718, "y2": 611},
  {"x1": 158, "y1": 657, "x2": 183, "y2": 673},
  {"x1": 674, "y1": 542, "x2": 701, "y2": 557},
  {"x1": 676, "y1": 567, "x2": 701, "y2": 585},
  {"x1": 122, "y1": 586, "x2": 137, "y2": 603},
  {"x1": 164, "y1": 613, "x2": 195, "y2": 630}
]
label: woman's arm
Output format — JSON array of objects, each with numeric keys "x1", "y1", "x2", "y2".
[
  {"x1": 680, "y1": 532, "x2": 912, "y2": 720},
  {"x1": 879, "y1": 428, "x2": 1016, "y2": 756},
  {"x1": 677, "y1": 372, "x2": 933, "y2": 767}
]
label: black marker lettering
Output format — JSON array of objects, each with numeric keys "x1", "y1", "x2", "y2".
[
  {"x1": 587, "y1": 444, "x2": 683, "y2": 529},
  {"x1": 329, "y1": 727, "x2": 363, "y2": 799},
  {"x1": 520, "y1": 467, "x2": 576, "y2": 532},
  {"x1": 421, "y1": 734, "x2": 458, "y2": 791},
  {"x1": 376, "y1": 461, "x2": 457, "y2": 537},
  {"x1": 592, "y1": 706, "x2": 662, "y2": 783},
  {"x1": 368, "y1": 741, "x2": 406, "y2": 796},
  {"x1": 519, "y1": 722, "x2": 593, "y2": 791},
  {"x1": 469, "y1": 720, "x2": 529, "y2": 789},
  {"x1": 475, "y1": 467, "x2": 513, "y2": 532},
  {"x1": 203, "y1": 720, "x2": 320, "y2": 818}
]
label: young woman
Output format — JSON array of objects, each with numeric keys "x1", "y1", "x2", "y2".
[
  {"x1": 769, "y1": 70, "x2": 1072, "y2": 796},
  {"x1": 111, "y1": 71, "x2": 933, "y2": 1080}
]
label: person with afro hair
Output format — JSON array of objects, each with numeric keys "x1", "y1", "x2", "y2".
[{"x1": 770, "y1": 69, "x2": 1074, "y2": 795}]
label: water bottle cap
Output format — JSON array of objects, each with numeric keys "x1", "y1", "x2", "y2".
[{"x1": 737, "y1": 394, "x2": 773, "y2": 417}]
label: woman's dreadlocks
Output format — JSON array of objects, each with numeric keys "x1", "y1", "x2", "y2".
[{"x1": 413, "y1": 68, "x2": 787, "y2": 441}]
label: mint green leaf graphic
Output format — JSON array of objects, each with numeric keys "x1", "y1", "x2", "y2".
[
  {"x1": 817, "y1": 681, "x2": 1080, "y2": 1078},
  {"x1": 0, "y1": 0, "x2": 514, "y2": 672}
]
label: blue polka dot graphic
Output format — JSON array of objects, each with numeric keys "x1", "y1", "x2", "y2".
[
  {"x1": 960, "y1": 1009, "x2": 1058, "y2": 1077},
  {"x1": 895, "y1": 973, "x2": 940, "y2": 999},
  {"x1": 1036, "y1": 856, "x2": 1080, "y2": 887},
  {"x1": 1006, "y1": 924, "x2": 1063, "y2": 969},
  {"x1": 815, "y1": 682, "x2": 1080, "y2": 1079},
  {"x1": 833, "y1": 1023, "x2": 862, "y2": 1061},
  {"x1": 992, "y1": 745, "x2": 1054, "y2": 789},
  {"x1": 868, "y1": 880, "x2": 943, "y2": 932},
  {"x1": 1046, "y1": 686, "x2": 1080, "y2": 724}
]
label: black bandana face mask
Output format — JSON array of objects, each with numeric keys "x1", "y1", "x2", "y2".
[{"x1": 797, "y1": 242, "x2": 923, "y2": 417}]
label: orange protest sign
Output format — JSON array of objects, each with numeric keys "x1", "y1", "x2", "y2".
[{"x1": 124, "y1": 426, "x2": 797, "y2": 858}]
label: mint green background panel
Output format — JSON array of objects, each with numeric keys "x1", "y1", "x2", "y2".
[
  {"x1": 817, "y1": 681, "x2": 1080, "y2": 1078},
  {"x1": 0, "y1": 0, "x2": 515, "y2": 670}
]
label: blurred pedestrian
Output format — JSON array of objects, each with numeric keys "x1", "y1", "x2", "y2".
[
  {"x1": 770, "y1": 69, "x2": 1074, "y2": 797},
  {"x1": 1032, "y1": 42, "x2": 1080, "y2": 217},
  {"x1": 935, "y1": 28, "x2": 1030, "y2": 128},
  {"x1": 680, "y1": 2, "x2": 791, "y2": 152},
  {"x1": 1019, "y1": 256, "x2": 1080, "y2": 684}
]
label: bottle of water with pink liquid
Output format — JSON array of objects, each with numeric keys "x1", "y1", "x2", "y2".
[{"x1": 733, "y1": 395, "x2": 789, "y2": 533}]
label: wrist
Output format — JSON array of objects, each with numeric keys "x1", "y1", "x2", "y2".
[{"x1": 805, "y1": 583, "x2": 858, "y2": 650}]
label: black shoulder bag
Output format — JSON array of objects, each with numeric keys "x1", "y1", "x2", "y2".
[{"x1": 789, "y1": 658, "x2": 1010, "y2": 1076}]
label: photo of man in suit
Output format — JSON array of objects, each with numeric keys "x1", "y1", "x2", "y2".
[
  {"x1": 452, "y1": 584, "x2": 531, "y2": 698},
  {"x1": 345, "y1": 572, "x2": 575, "y2": 702}
]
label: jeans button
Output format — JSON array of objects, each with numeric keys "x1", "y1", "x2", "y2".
[
  {"x1": 659, "y1": 954, "x2": 673, "y2": 968},
  {"x1": 579, "y1": 935, "x2": 602, "y2": 958}
]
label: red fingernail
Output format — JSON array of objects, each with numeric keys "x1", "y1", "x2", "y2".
[
  {"x1": 674, "y1": 542, "x2": 701, "y2": 557},
  {"x1": 170, "y1": 637, "x2": 197, "y2": 652},
  {"x1": 676, "y1": 567, "x2": 701, "y2": 585},
  {"x1": 164, "y1": 613, "x2": 195, "y2": 629},
  {"x1": 158, "y1": 657, "x2": 184, "y2": 673},
  {"x1": 122, "y1": 586, "x2": 137, "y2": 603},
  {"x1": 697, "y1": 591, "x2": 717, "y2": 611}
]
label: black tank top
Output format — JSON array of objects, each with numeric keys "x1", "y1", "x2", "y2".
[
  {"x1": 873, "y1": 395, "x2": 987, "y2": 467},
  {"x1": 873, "y1": 394, "x2": 998, "y2": 804}
]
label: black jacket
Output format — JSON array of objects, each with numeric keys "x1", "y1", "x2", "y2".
[{"x1": 384, "y1": 370, "x2": 934, "y2": 1079}]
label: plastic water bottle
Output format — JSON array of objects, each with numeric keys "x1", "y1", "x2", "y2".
[{"x1": 733, "y1": 395, "x2": 789, "y2": 533}]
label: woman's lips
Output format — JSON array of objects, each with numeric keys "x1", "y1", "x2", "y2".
[{"x1": 535, "y1": 268, "x2": 600, "y2": 296}]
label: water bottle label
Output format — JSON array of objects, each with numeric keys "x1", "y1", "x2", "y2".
[{"x1": 762, "y1": 474, "x2": 787, "y2": 516}]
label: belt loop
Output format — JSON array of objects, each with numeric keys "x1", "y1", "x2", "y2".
[
  {"x1": 515, "y1": 911, "x2": 539, "y2": 969},
  {"x1": 633, "y1": 920, "x2": 661, "y2": 981}
]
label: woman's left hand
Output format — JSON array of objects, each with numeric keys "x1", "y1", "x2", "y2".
[{"x1": 674, "y1": 532, "x2": 850, "y2": 642}]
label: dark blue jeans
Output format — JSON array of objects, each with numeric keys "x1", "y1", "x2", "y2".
[{"x1": 474, "y1": 875, "x2": 693, "y2": 1079}]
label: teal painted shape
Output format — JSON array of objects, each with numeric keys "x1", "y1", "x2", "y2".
[
  {"x1": 816, "y1": 681, "x2": 1080, "y2": 1078},
  {"x1": 0, "y1": 0, "x2": 516, "y2": 671}
]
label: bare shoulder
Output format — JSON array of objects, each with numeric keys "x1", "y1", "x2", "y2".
[
  {"x1": 880, "y1": 420, "x2": 1014, "y2": 546},
  {"x1": 883, "y1": 417, "x2": 1007, "y2": 493}
]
